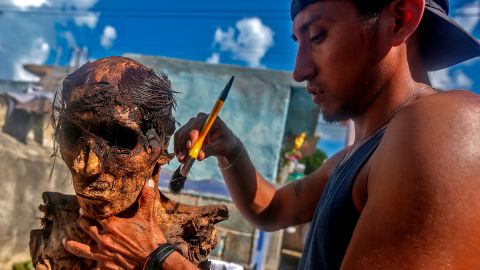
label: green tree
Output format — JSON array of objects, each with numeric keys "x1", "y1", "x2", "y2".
[{"x1": 300, "y1": 149, "x2": 327, "y2": 175}]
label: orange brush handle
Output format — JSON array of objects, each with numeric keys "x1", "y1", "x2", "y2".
[{"x1": 188, "y1": 99, "x2": 224, "y2": 159}]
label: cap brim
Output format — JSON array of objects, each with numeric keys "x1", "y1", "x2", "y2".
[{"x1": 419, "y1": 6, "x2": 480, "y2": 71}]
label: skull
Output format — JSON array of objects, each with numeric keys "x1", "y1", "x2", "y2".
[{"x1": 54, "y1": 56, "x2": 176, "y2": 218}]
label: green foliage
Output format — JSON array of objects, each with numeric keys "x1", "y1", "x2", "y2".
[
  {"x1": 11, "y1": 260, "x2": 33, "y2": 270},
  {"x1": 300, "y1": 149, "x2": 327, "y2": 175}
]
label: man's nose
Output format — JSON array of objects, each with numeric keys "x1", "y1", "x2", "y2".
[{"x1": 293, "y1": 46, "x2": 316, "y2": 83}]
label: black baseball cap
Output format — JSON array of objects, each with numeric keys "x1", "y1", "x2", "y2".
[{"x1": 291, "y1": 0, "x2": 480, "y2": 71}]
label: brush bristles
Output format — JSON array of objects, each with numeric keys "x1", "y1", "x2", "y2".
[
  {"x1": 170, "y1": 158, "x2": 195, "y2": 194},
  {"x1": 170, "y1": 166, "x2": 187, "y2": 194}
]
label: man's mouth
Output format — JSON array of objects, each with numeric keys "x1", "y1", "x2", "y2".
[
  {"x1": 307, "y1": 87, "x2": 325, "y2": 104},
  {"x1": 307, "y1": 83, "x2": 325, "y2": 95}
]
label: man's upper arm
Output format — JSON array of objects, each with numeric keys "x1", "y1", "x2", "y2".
[{"x1": 341, "y1": 92, "x2": 480, "y2": 269}]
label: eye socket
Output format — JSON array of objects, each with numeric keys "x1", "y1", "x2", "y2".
[
  {"x1": 94, "y1": 123, "x2": 139, "y2": 150},
  {"x1": 61, "y1": 122, "x2": 83, "y2": 145}
]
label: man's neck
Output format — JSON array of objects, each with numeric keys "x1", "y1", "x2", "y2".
[{"x1": 351, "y1": 68, "x2": 429, "y2": 143}]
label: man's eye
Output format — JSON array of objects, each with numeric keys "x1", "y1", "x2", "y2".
[{"x1": 310, "y1": 31, "x2": 327, "y2": 44}]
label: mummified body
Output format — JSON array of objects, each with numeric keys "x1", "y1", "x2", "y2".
[{"x1": 29, "y1": 56, "x2": 228, "y2": 270}]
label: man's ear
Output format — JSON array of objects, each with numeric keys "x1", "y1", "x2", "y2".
[{"x1": 380, "y1": 0, "x2": 425, "y2": 47}]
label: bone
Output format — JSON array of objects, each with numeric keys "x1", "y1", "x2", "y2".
[
  {"x1": 72, "y1": 148, "x2": 86, "y2": 174},
  {"x1": 86, "y1": 150, "x2": 101, "y2": 176}
]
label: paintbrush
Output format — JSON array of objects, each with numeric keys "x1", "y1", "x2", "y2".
[{"x1": 170, "y1": 76, "x2": 235, "y2": 194}]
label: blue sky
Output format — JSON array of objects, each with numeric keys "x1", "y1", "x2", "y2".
[{"x1": 0, "y1": 0, "x2": 479, "y2": 156}]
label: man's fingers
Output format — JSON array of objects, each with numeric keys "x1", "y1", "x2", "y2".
[
  {"x1": 173, "y1": 113, "x2": 212, "y2": 163},
  {"x1": 63, "y1": 238, "x2": 95, "y2": 260},
  {"x1": 201, "y1": 141, "x2": 224, "y2": 160},
  {"x1": 188, "y1": 130, "x2": 199, "y2": 147},
  {"x1": 173, "y1": 118, "x2": 194, "y2": 156},
  {"x1": 174, "y1": 115, "x2": 203, "y2": 153},
  {"x1": 102, "y1": 261, "x2": 127, "y2": 270},
  {"x1": 136, "y1": 178, "x2": 156, "y2": 217},
  {"x1": 198, "y1": 150, "x2": 206, "y2": 161},
  {"x1": 77, "y1": 216, "x2": 102, "y2": 241}
]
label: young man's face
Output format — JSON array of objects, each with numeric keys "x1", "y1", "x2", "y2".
[{"x1": 292, "y1": 1, "x2": 390, "y2": 122}]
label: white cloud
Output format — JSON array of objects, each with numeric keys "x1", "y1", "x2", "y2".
[
  {"x1": 429, "y1": 68, "x2": 473, "y2": 89},
  {"x1": 42, "y1": 0, "x2": 97, "y2": 9},
  {"x1": 214, "y1": 27, "x2": 236, "y2": 51},
  {"x1": 0, "y1": 3, "x2": 54, "y2": 81},
  {"x1": 11, "y1": 0, "x2": 49, "y2": 8},
  {"x1": 74, "y1": 11, "x2": 100, "y2": 28},
  {"x1": 68, "y1": 47, "x2": 89, "y2": 68},
  {"x1": 13, "y1": 38, "x2": 50, "y2": 81},
  {"x1": 454, "y1": 0, "x2": 480, "y2": 33},
  {"x1": 206, "y1": 53, "x2": 220, "y2": 64},
  {"x1": 61, "y1": 31, "x2": 77, "y2": 49},
  {"x1": 212, "y1": 17, "x2": 274, "y2": 68},
  {"x1": 455, "y1": 71, "x2": 474, "y2": 87},
  {"x1": 101, "y1": 25, "x2": 117, "y2": 49},
  {"x1": 71, "y1": 0, "x2": 97, "y2": 9},
  {"x1": 54, "y1": 0, "x2": 99, "y2": 28},
  {"x1": 0, "y1": 0, "x2": 100, "y2": 81}
]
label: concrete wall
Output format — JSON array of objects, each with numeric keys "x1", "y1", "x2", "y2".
[
  {"x1": 0, "y1": 132, "x2": 73, "y2": 270},
  {"x1": 0, "y1": 80, "x2": 70, "y2": 269},
  {"x1": 0, "y1": 80, "x2": 32, "y2": 94},
  {"x1": 164, "y1": 190, "x2": 284, "y2": 270},
  {"x1": 284, "y1": 86, "x2": 320, "y2": 139}
]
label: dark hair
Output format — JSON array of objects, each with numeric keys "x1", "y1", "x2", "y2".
[
  {"x1": 347, "y1": 0, "x2": 396, "y2": 33},
  {"x1": 291, "y1": 0, "x2": 396, "y2": 22},
  {"x1": 353, "y1": 0, "x2": 396, "y2": 19},
  {"x1": 52, "y1": 60, "x2": 176, "y2": 152},
  {"x1": 118, "y1": 67, "x2": 177, "y2": 142}
]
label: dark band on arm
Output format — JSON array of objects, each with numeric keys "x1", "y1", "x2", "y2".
[
  {"x1": 143, "y1": 243, "x2": 183, "y2": 270},
  {"x1": 294, "y1": 180, "x2": 302, "y2": 197}
]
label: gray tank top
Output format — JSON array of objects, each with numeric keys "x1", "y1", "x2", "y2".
[{"x1": 298, "y1": 127, "x2": 386, "y2": 269}]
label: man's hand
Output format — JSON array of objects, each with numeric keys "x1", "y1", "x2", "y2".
[
  {"x1": 63, "y1": 179, "x2": 165, "y2": 270},
  {"x1": 174, "y1": 113, "x2": 242, "y2": 163}
]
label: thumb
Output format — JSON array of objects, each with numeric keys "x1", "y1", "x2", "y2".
[
  {"x1": 136, "y1": 178, "x2": 157, "y2": 218},
  {"x1": 200, "y1": 141, "x2": 226, "y2": 160}
]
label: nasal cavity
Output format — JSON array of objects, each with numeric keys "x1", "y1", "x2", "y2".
[{"x1": 86, "y1": 148, "x2": 102, "y2": 176}]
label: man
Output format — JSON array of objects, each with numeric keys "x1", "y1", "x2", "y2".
[{"x1": 64, "y1": 0, "x2": 480, "y2": 269}]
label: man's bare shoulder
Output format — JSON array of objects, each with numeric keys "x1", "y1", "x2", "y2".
[
  {"x1": 411, "y1": 88, "x2": 480, "y2": 111},
  {"x1": 400, "y1": 89, "x2": 479, "y2": 120},
  {"x1": 406, "y1": 89, "x2": 479, "y2": 118},
  {"x1": 372, "y1": 88, "x2": 480, "y2": 174},
  {"x1": 344, "y1": 90, "x2": 480, "y2": 268},
  {"x1": 379, "y1": 89, "x2": 480, "y2": 156},
  {"x1": 369, "y1": 87, "x2": 480, "y2": 208}
]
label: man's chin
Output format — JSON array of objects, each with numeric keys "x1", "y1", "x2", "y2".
[{"x1": 321, "y1": 110, "x2": 350, "y2": 124}]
